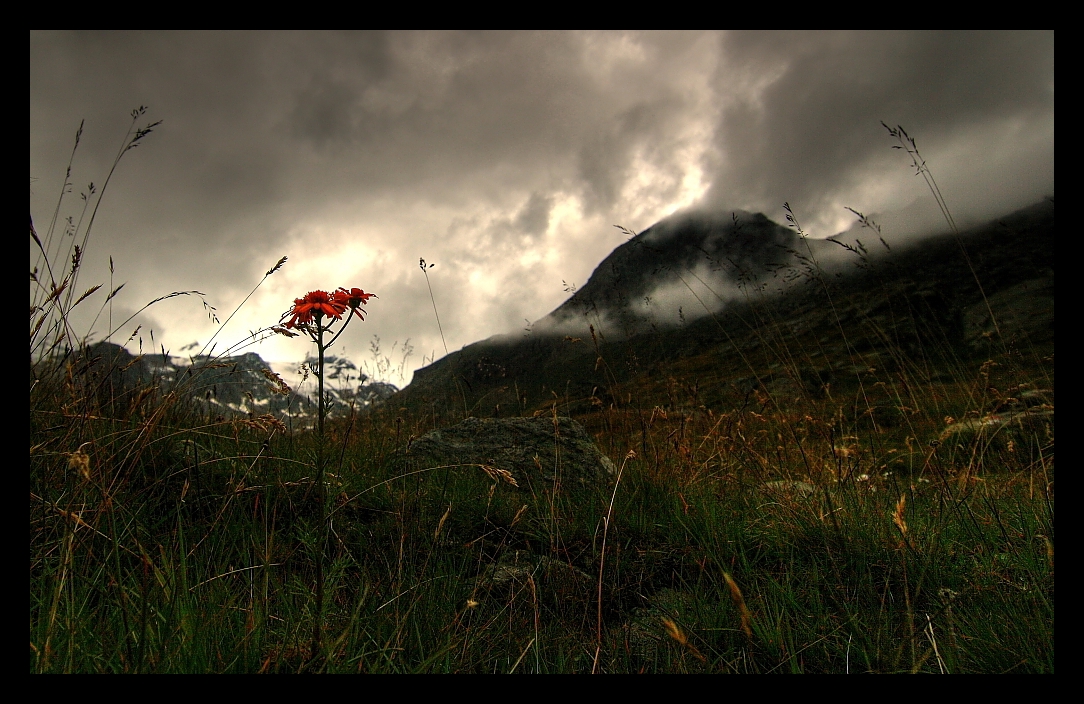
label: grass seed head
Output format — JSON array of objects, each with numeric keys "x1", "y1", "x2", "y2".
[
  {"x1": 893, "y1": 495, "x2": 909, "y2": 536},
  {"x1": 661, "y1": 617, "x2": 706, "y2": 662},
  {"x1": 723, "y1": 572, "x2": 754, "y2": 638},
  {"x1": 480, "y1": 464, "x2": 519, "y2": 488},
  {"x1": 67, "y1": 446, "x2": 91, "y2": 480}
]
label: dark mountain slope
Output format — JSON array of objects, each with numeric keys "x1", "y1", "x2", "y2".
[
  {"x1": 391, "y1": 198, "x2": 1053, "y2": 422},
  {"x1": 544, "y1": 210, "x2": 799, "y2": 337}
]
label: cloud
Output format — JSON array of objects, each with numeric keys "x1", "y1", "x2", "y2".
[
  {"x1": 704, "y1": 30, "x2": 1054, "y2": 236},
  {"x1": 30, "y1": 31, "x2": 1053, "y2": 389}
]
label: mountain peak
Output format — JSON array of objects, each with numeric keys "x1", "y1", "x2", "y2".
[
  {"x1": 392, "y1": 198, "x2": 1053, "y2": 421},
  {"x1": 542, "y1": 209, "x2": 799, "y2": 339}
]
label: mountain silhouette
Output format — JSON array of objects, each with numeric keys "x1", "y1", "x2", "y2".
[{"x1": 391, "y1": 198, "x2": 1054, "y2": 421}]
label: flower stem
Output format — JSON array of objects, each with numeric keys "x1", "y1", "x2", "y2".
[{"x1": 313, "y1": 320, "x2": 326, "y2": 663}]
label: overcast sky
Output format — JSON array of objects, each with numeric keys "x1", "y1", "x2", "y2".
[{"x1": 30, "y1": 31, "x2": 1054, "y2": 388}]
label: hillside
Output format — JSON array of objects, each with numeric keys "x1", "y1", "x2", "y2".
[{"x1": 391, "y1": 199, "x2": 1054, "y2": 421}]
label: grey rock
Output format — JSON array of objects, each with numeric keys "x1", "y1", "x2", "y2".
[
  {"x1": 941, "y1": 384, "x2": 1054, "y2": 440},
  {"x1": 760, "y1": 480, "x2": 818, "y2": 497},
  {"x1": 469, "y1": 550, "x2": 594, "y2": 619},
  {"x1": 407, "y1": 415, "x2": 616, "y2": 491},
  {"x1": 941, "y1": 406, "x2": 1053, "y2": 439},
  {"x1": 476, "y1": 550, "x2": 591, "y2": 590}
]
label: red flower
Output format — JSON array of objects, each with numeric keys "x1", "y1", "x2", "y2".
[
  {"x1": 335, "y1": 287, "x2": 376, "y2": 321},
  {"x1": 281, "y1": 290, "x2": 347, "y2": 329}
]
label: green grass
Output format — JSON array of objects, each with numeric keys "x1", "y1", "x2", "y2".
[{"x1": 29, "y1": 327, "x2": 1054, "y2": 672}]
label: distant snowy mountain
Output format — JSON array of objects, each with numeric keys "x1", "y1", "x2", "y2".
[{"x1": 56, "y1": 342, "x2": 396, "y2": 423}]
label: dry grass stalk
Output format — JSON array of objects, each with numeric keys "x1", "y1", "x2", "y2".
[
  {"x1": 509, "y1": 503, "x2": 529, "y2": 528},
  {"x1": 723, "y1": 572, "x2": 754, "y2": 638},
  {"x1": 233, "y1": 413, "x2": 287, "y2": 434},
  {"x1": 433, "y1": 503, "x2": 453, "y2": 540},
  {"x1": 661, "y1": 617, "x2": 707, "y2": 662},
  {"x1": 260, "y1": 368, "x2": 292, "y2": 395},
  {"x1": 893, "y1": 495, "x2": 909, "y2": 537},
  {"x1": 479, "y1": 464, "x2": 519, "y2": 488}
]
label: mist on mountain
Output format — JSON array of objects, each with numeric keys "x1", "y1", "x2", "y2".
[{"x1": 392, "y1": 196, "x2": 1054, "y2": 417}]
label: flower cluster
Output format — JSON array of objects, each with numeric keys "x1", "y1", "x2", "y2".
[
  {"x1": 336, "y1": 287, "x2": 374, "y2": 320},
  {"x1": 281, "y1": 287, "x2": 375, "y2": 331}
]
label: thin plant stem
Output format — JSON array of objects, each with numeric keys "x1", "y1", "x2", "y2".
[
  {"x1": 420, "y1": 259, "x2": 449, "y2": 356},
  {"x1": 313, "y1": 317, "x2": 326, "y2": 662},
  {"x1": 592, "y1": 450, "x2": 631, "y2": 674}
]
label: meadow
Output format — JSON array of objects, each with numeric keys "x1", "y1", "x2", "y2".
[{"x1": 29, "y1": 116, "x2": 1053, "y2": 673}]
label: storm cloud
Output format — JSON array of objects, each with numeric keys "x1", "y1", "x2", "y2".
[{"x1": 30, "y1": 31, "x2": 1053, "y2": 388}]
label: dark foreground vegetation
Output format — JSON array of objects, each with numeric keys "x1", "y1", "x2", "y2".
[{"x1": 30, "y1": 116, "x2": 1052, "y2": 673}]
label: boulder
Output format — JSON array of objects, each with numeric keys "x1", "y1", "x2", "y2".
[
  {"x1": 406, "y1": 415, "x2": 616, "y2": 491},
  {"x1": 475, "y1": 550, "x2": 592, "y2": 592}
]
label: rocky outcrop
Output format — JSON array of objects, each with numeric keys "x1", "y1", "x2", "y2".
[
  {"x1": 406, "y1": 415, "x2": 616, "y2": 491},
  {"x1": 940, "y1": 387, "x2": 1054, "y2": 441}
]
